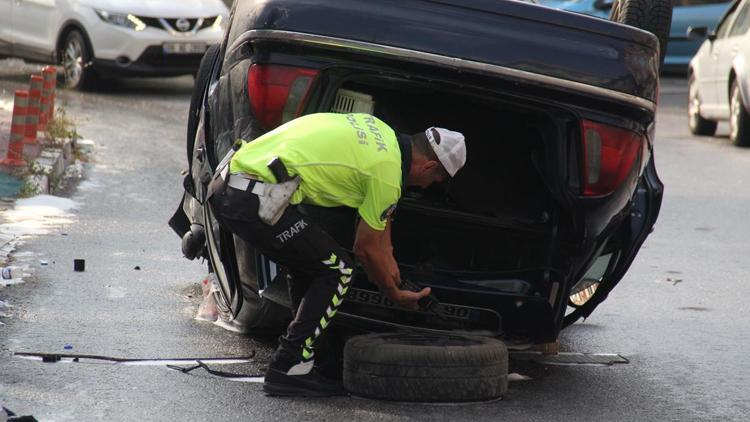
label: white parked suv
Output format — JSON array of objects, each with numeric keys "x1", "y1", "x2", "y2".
[
  {"x1": 0, "y1": 0, "x2": 229, "y2": 89},
  {"x1": 688, "y1": 0, "x2": 750, "y2": 146}
]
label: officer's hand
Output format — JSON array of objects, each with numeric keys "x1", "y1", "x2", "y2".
[{"x1": 386, "y1": 286, "x2": 431, "y2": 311}]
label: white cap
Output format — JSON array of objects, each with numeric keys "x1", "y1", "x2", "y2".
[{"x1": 425, "y1": 127, "x2": 467, "y2": 177}]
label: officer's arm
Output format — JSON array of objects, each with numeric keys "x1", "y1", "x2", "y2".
[{"x1": 353, "y1": 219, "x2": 430, "y2": 310}]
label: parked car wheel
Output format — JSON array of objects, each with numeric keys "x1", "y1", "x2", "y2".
[
  {"x1": 187, "y1": 44, "x2": 220, "y2": 167},
  {"x1": 730, "y1": 81, "x2": 750, "y2": 147},
  {"x1": 688, "y1": 75, "x2": 718, "y2": 136},
  {"x1": 60, "y1": 30, "x2": 96, "y2": 90},
  {"x1": 610, "y1": 0, "x2": 673, "y2": 70},
  {"x1": 343, "y1": 333, "x2": 508, "y2": 402}
]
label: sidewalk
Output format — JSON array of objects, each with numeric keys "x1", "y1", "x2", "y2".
[
  {"x1": 0, "y1": 89, "x2": 92, "y2": 323},
  {"x1": 0, "y1": 90, "x2": 92, "y2": 196}
]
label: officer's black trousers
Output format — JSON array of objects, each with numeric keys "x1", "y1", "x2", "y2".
[{"x1": 209, "y1": 181, "x2": 354, "y2": 375}]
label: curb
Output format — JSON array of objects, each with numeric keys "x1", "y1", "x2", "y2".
[{"x1": 23, "y1": 138, "x2": 94, "y2": 195}]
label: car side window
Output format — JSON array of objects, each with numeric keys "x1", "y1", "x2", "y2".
[
  {"x1": 729, "y1": 0, "x2": 750, "y2": 36},
  {"x1": 716, "y1": 1, "x2": 741, "y2": 38}
]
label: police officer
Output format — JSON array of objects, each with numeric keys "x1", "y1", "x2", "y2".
[{"x1": 208, "y1": 112, "x2": 467, "y2": 396}]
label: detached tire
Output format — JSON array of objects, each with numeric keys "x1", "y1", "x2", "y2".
[
  {"x1": 610, "y1": 0, "x2": 673, "y2": 70},
  {"x1": 343, "y1": 333, "x2": 508, "y2": 402}
]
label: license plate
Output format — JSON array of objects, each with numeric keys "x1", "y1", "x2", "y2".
[
  {"x1": 162, "y1": 42, "x2": 207, "y2": 54},
  {"x1": 346, "y1": 288, "x2": 473, "y2": 321}
]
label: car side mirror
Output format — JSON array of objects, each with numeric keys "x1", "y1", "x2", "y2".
[
  {"x1": 687, "y1": 26, "x2": 715, "y2": 42},
  {"x1": 593, "y1": 0, "x2": 615, "y2": 10}
]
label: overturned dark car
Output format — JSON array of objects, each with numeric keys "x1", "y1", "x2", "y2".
[{"x1": 170, "y1": 0, "x2": 666, "y2": 346}]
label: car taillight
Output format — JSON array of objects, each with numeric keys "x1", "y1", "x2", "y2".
[
  {"x1": 581, "y1": 120, "x2": 644, "y2": 197},
  {"x1": 247, "y1": 64, "x2": 319, "y2": 131}
]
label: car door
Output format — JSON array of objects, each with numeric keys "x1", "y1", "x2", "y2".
[
  {"x1": 0, "y1": 0, "x2": 12, "y2": 55},
  {"x1": 10, "y1": 0, "x2": 58, "y2": 61},
  {"x1": 708, "y1": 0, "x2": 744, "y2": 111},
  {"x1": 669, "y1": 0, "x2": 733, "y2": 71},
  {"x1": 716, "y1": 0, "x2": 750, "y2": 108}
]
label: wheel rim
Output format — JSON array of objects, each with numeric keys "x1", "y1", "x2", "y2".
[
  {"x1": 63, "y1": 38, "x2": 84, "y2": 87},
  {"x1": 730, "y1": 85, "x2": 741, "y2": 142}
]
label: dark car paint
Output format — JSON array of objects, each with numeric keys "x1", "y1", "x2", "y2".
[
  {"x1": 229, "y1": 0, "x2": 659, "y2": 101},
  {"x1": 175, "y1": 0, "x2": 664, "y2": 342},
  {"x1": 564, "y1": 156, "x2": 664, "y2": 328}
]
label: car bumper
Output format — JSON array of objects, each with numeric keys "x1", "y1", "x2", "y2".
[{"x1": 85, "y1": 8, "x2": 223, "y2": 73}]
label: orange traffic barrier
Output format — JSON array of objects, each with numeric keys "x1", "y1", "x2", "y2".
[
  {"x1": 39, "y1": 83, "x2": 49, "y2": 130},
  {"x1": 1, "y1": 90, "x2": 29, "y2": 166},
  {"x1": 42, "y1": 66, "x2": 57, "y2": 122},
  {"x1": 40, "y1": 69, "x2": 54, "y2": 129},
  {"x1": 25, "y1": 75, "x2": 43, "y2": 142}
]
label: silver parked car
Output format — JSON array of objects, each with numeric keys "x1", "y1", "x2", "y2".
[{"x1": 688, "y1": 0, "x2": 750, "y2": 145}]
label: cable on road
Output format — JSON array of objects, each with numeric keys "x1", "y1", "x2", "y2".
[
  {"x1": 14, "y1": 350, "x2": 255, "y2": 365},
  {"x1": 13, "y1": 350, "x2": 267, "y2": 382},
  {"x1": 166, "y1": 360, "x2": 265, "y2": 381}
]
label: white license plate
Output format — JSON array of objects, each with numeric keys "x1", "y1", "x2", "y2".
[{"x1": 162, "y1": 42, "x2": 207, "y2": 54}]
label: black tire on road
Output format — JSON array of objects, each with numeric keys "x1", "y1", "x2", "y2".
[
  {"x1": 187, "y1": 44, "x2": 220, "y2": 167},
  {"x1": 730, "y1": 81, "x2": 750, "y2": 147},
  {"x1": 609, "y1": 0, "x2": 673, "y2": 71},
  {"x1": 688, "y1": 75, "x2": 718, "y2": 136},
  {"x1": 60, "y1": 30, "x2": 97, "y2": 90},
  {"x1": 343, "y1": 333, "x2": 509, "y2": 402}
]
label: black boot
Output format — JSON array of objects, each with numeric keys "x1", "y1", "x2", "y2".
[
  {"x1": 263, "y1": 345, "x2": 346, "y2": 397},
  {"x1": 263, "y1": 364, "x2": 347, "y2": 397},
  {"x1": 312, "y1": 326, "x2": 345, "y2": 381}
]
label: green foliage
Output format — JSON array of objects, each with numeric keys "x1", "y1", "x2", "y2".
[
  {"x1": 18, "y1": 178, "x2": 41, "y2": 198},
  {"x1": 45, "y1": 106, "x2": 80, "y2": 144}
]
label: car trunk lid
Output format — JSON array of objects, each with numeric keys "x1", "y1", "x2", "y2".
[{"x1": 230, "y1": 0, "x2": 660, "y2": 102}]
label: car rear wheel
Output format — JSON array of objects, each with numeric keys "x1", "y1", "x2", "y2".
[
  {"x1": 688, "y1": 75, "x2": 718, "y2": 136},
  {"x1": 343, "y1": 333, "x2": 508, "y2": 402},
  {"x1": 61, "y1": 30, "x2": 96, "y2": 90},
  {"x1": 730, "y1": 81, "x2": 750, "y2": 147},
  {"x1": 609, "y1": 0, "x2": 672, "y2": 71}
]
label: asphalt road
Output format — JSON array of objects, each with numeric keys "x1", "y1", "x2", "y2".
[{"x1": 0, "y1": 61, "x2": 748, "y2": 421}]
